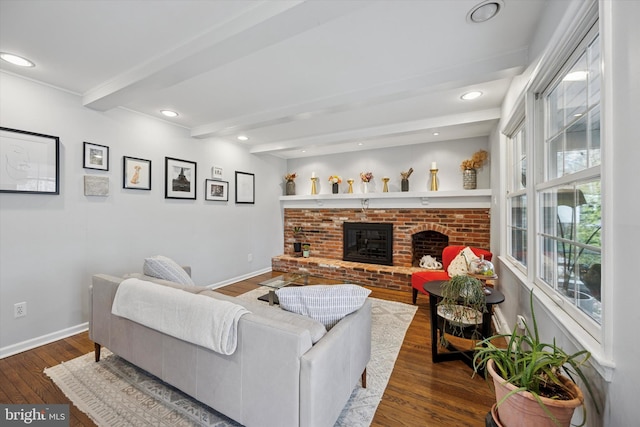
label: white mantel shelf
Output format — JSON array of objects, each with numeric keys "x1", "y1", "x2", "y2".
[{"x1": 279, "y1": 189, "x2": 492, "y2": 209}]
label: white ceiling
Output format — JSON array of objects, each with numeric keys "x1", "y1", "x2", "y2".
[{"x1": 0, "y1": 0, "x2": 547, "y2": 159}]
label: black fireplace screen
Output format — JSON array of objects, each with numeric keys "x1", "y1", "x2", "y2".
[{"x1": 343, "y1": 222, "x2": 393, "y2": 266}]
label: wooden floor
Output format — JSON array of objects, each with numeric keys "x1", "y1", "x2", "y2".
[{"x1": 0, "y1": 272, "x2": 497, "y2": 426}]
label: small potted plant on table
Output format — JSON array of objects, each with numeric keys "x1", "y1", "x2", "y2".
[{"x1": 473, "y1": 290, "x2": 600, "y2": 427}]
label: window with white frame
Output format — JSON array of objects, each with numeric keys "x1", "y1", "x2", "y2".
[
  {"x1": 537, "y1": 29, "x2": 602, "y2": 332},
  {"x1": 506, "y1": 122, "x2": 527, "y2": 268}
]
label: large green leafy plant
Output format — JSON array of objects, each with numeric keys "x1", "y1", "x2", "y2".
[{"x1": 472, "y1": 289, "x2": 600, "y2": 426}]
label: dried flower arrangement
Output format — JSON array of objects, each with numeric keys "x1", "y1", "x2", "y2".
[
  {"x1": 460, "y1": 150, "x2": 489, "y2": 171},
  {"x1": 284, "y1": 172, "x2": 297, "y2": 181},
  {"x1": 328, "y1": 175, "x2": 342, "y2": 184},
  {"x1": 400, "y1": 167, "x2": 414, "y2": 180},
  {"x1": 360, "y1": 172, "x2": 374, "y2": 182}
]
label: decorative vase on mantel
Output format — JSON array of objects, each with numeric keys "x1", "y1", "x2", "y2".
[
  {"x1": 332, "y1": 183, "x2": 339, "y2": 194},
  {"x1": 285, "y1": 179, "x2": 296, "y2": 195},
  {"x1": 462, "y1": 168, "x2": 477, "y2": 190},
  {"x1": 401, "y1": 178, "x2": 409, "y2": 192}
]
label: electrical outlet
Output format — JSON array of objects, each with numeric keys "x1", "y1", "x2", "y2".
[
  {"x1": 14, "y1": 302, "x2": 27, "y2": 318},
  {"x1": 247, "y1": 253, "x2": 253, "y2": 262},
  {"x1": 516, "y1": 315, "x2": 526, "y2": 329}
]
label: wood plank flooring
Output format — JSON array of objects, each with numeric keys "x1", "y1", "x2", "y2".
[{"x1": 0, "y1": 272, "x2": 496, "y2": 426}]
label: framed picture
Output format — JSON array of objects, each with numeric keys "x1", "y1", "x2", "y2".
[
  {"x1": 84, "y1": 176, "x2": 109, "y2": 196},
  {"x1": 165, "y1": 157, "x2": 196, "y2": 199},
  {"x1": 205, "y1": 179, "x2": 228, "y2": 201},
  {"x1": 123, "y1": 156, "x2": 151, "y2": 190},
  {"x1": 212, "y1": 165, "x2": 223, "y2": 180},
  {"x1": 83, "y1": 141, "x2": 109, "y2": 171},
  {"x1": 0, "y1": 127, "x2": 60, "y2": 194},
  {"x1": 235, "y1": 171, "x2": 254, "y2": 204}
]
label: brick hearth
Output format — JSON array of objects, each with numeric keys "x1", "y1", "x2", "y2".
[{"x1": 276, "y1": 208, "x2": 491, "y2": 292}]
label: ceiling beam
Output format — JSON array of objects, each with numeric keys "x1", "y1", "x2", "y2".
[
  {"x1": 190, "y1": 49, "x2": 526, "y2": 139},
  {"x1": 248, "y1": 108, "x2": 501, "y2": 155},
  {"x1": 82, "y1": 0, "x2": 368, "y2": 111}
]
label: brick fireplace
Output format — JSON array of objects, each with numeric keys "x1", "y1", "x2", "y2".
[{"x1": 273, "y1": 208, "x2": 490, "y2": 292}]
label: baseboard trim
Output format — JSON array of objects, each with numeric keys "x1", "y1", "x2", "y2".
[
  {"x1": 206, "y1": 267, "x2": 272, "y2": 289},
  {"x1": 0, "y1": 322, "x2": 89, "y2": 359}
]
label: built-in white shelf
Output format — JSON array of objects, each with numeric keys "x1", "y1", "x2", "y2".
[{"x1": 279, "y1": 189, "x2": 492, "y2": 209}]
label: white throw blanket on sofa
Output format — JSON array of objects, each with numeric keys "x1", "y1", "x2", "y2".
[{"x1": 112, "y1": 278, "x2": 249, "y2": 355}]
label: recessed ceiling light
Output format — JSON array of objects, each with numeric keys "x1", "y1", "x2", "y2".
[
  {"x1": 357, "y1": 142, "x2": 364, "y2": 146},
  {"x1": 0, "y1": 52, "x2": 35, "y2": 67},
  {"x1": 237, "y1": 135, "x2": 249, "y2": 141},
  {"x1": 564, "y1": 71, "x2": 588, "y2": 81},
  {"x1": 467, "y1": 1, "x2": 503, "y2": 23},
  {"x1": 433, "y1": 132, "x2": 440, "y2": 136},
  {"x1": 160, "y1": 110, "x2": 178, "y2": 117},
  {"x1": 461, "y1": 91, "x2": 483, "y2": 101}
]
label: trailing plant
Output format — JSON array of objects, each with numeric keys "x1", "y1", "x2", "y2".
[
  {"x1": 472, "y1": 289, "x2": 600, "y2": 426},
  {"x1": 437, "y1": 275, "x2": 487, "y2": 346}
]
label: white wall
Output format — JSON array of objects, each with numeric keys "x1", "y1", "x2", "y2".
[
  {"x1": 286, "y1": 136, "x2": 490, "y2": 194},
  {"x1": 0, "y1": 72, "x2": 285, "y2": 355}
]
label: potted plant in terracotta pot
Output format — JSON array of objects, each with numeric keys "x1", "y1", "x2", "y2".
[{"x1": 473, "y1": 290, "x2": 600, "y2": 427}]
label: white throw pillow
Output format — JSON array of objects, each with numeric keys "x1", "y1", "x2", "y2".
[
  {"x1": 143, "y1": 255, "x2": 195, "y2": 286},
  {"x1": 447, "y1": 247, "x2": 479, "y2": 277},
  {"x1": 276, "y1": 284, "x2": 371, "y2": 329}
]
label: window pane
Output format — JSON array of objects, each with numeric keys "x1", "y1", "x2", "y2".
[
  {"x1": 510, "y1": 194, "x2": 527, "y2": 266},
  {"x1": 563, "y1": 53, "x2": 588, "y2": 121},
  {"x1": 576, "y1": 181, "x2": 601, "y2": 247},
  {"x1": 547, "y1": 86, "x2": 564, "y2": 138},
  {"x1": 579, "y1": 252, "x2": 602, "y2": 322},
  {"x1": 547, "y1": 134, "x2": 564, "y2": 179},
  {"x1": 517, "y1": 128, "x2": 527, "y2": 190},
  {"x1": 565, "y1": 114, "x2": 588, "y2": 173}
]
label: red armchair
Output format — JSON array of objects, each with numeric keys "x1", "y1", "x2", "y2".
[{"x1": 411, "y1": 245, "x2": 492, "y2": 304}]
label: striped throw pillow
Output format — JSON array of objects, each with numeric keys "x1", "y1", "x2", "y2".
[
  {"x1": 143, "y1": 255, "x2": 195, "y2": 286},
  {"x1": 276, "y1": 284, "x2": 371, "y2": 329}
]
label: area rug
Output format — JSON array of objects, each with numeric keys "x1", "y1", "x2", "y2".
[{"x1": 45, "y1": 288, "x2": 416, "y2": 427}]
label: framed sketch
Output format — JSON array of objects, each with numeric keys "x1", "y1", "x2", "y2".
[
  {"x1": 0, "y1": 127, "x2": 60, "y2": 194},
  {"x1": 84, "y1": 176, "x2": 109, "y2": 196},
  {"x1": 123, "y1": 156, "x2": 151, "y2": 190},
  {"x1": 235, "y1": 171, "x2": 254, "y2": 204},
  {"x1": 83, "y1": 141, "x2": 109, "y2": 171},
  {"x1": 211, "y1": 165, "x2": 223, "y2": 180},
  {"x1": 205, "y1": 179, "x2": 228, "y2": 201},
  {"x1": 165, "y1": 157, "x2": 196, "y2": 199}
]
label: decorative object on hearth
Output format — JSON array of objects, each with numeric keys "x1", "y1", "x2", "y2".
[
  {"x1": 329, "y1": 175, "x2": 342, "y2": 194},
  {"x1": 347, "y1": 178, "x2": 354, "y2": 193},
  {"x1": 382, "y1": 177, "x2": 390, "y2": 192},
  {"x1": 360, "y1": 172, "x2": 373, "y2": 193},
  {"x1": 400, "y1": 167, "x2": 413, "y2": 192},
  {"x1": 284, "y1": 172, "x2": 297, "y2": 195},
  {"x1": 302, "y1": 243, "x2": 311, "y2": 258},
  {"x1": 460, "y1": 150, "x2": 488, "y2": 190},
  {"x1": 430, "y1": 162, "x2": 439, "y2": 191},
  {"x1": 474, "y1": 289, "x2": 600, "y2": 427}
]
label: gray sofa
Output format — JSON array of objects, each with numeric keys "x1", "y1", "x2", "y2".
[{"x1": 89, "y1": 271, "x2": 372, "y2": 427}]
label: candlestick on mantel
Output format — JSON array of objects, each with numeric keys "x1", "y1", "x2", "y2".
[
  {"x1": 431, "y1": 162, "x2": 437, "y2": 170},
  {"x1": 430, "y1": 168, "x2": 439, "y2": 191},
  {"x1": 310, "y1": 177, "x2": 318, "y2": 195}
]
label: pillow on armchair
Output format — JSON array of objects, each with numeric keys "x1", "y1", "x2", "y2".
[
  {"x1": 276, "y1": 284, "x2": 371, "y2": 329},
  {"x1": 447, "y1": 247, "x2": 480, "y2": 277}
]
